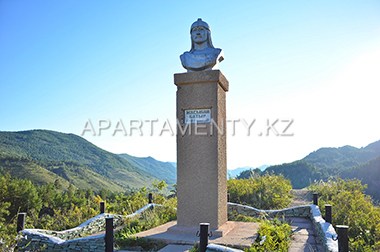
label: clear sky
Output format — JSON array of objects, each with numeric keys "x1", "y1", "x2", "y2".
[{"x1": 1, "y1": 1, "x2": 380, "y2": 170}]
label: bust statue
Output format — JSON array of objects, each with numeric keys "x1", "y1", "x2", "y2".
[{"x1": 180, "y1": 18, "x2": 224, "y2": 72}]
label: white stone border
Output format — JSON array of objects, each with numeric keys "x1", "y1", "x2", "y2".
[
  {"x1": 310, "y1": 205, "x2": 338, "y2": 252},
  {"x1": 206, "y1": 243, "x2": 244, "y2": 252},
  {"x1": 20, "y1": 203, "x2": 339, "y2": 252},
  {"x1": 228, "y1": 202, "x2": 308, "y2": 213},
  {"x1": 18, "y1": 203, "x2": 159, "y2": 250}
]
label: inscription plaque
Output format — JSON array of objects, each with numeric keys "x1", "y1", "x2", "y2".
[{"x1": 184, "y1": 109, "x2": 211, "y2": 124}]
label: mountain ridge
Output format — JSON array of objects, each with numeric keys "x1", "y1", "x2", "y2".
[
  {"x1": 0, "y1": 130, "x2": 159, "y2": 190},
  {"x1": 262, "y1": 140, "x2": 380, "y2": 200},
  {"x1": 118, "y1": 153, "x2": 176, "y2": 184}
]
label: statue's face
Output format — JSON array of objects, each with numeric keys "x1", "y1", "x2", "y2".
[{"x1": 191, "y1": 26, "x2": 208, "y2": 44}]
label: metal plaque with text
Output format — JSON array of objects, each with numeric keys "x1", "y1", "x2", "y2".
[{"x1": 184, "y1": 109, "x2": 211, "y2": 124}]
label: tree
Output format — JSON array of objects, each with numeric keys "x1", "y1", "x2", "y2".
[
  {"x1": 152, "y1": 180, "x2": 167, "y2": 192},
  {"x1": 38, "y1": 182, "x2": 59, "y2": 208},
  {"x1": 0, "y1": 174, "x2": 42, "y2": 219},
  {"x1": 54, "y1": 179, "x2": 62, "y2": 190},
  {"x1": 86, "y1": 188, "x2": 94, "y2": 200}
]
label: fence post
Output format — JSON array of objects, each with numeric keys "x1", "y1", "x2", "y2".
[
  {"x1": 313, "y1": 193, "x2": 318, "y2": 205},
  {"x1": 325, "y1": 204, "x2": 332, "y2": 224},
  {"x1": 148, "y1": 193, "x2": 153, "y2": 204},
  {"x1": 227, "y1": 193, "x2": 230, "y2": 202},
  {"x1": 197, "y1": 223, "x2": 210, "y2": 252},
  {"x1": 17, "y1": 213, "x2": 26, "y2": 233},
  {"x1": 100, "y1": 201, "x2": 105, "y2": 214},
  {"x1": 105, "y1": 217, "x2": 113, "y2": 252},
  {"x1": 335, "y1": 225, "x2": 349, "y2": 252}
]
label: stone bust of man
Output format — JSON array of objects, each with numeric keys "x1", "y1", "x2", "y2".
[{"x1": 180, "y1": 18, "x2": 224, "y2": 72}]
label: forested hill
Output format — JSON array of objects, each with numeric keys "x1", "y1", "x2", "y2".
[
  {"x1": 119, "y1": 153, "x2": 176, "y2": 184},
  {"x1": 302, "y1": 141, "x2": 380, "y2": 168},
  {"x1": 241, "y1": 140, "x2": 380, "y2": 200},
  {"x1": 0, "y1": 130, "x2": 159, "y2": 190},
  {"x1": 0, "y1": 154, "x2": 125, "y2": 192},
  {"x1": 340, "y1": 155, "x2": 380, "y2": 199}
]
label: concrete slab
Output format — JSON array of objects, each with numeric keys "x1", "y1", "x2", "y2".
[
  {"x1": 157, "y1": 244, "x2": 193, "y2": 252},
  {"x1": 289, "y1": 243, "x2": 325, "y2": 252},
  {"x1": 133, "y1": 220, "x2": 259, "y2": 249},
  {"x1": 167, "y1": 221, "x2": 236, "y2": 237},
  {"x1": 292, "y1": 227, "x2": 317, "y2": 236}
]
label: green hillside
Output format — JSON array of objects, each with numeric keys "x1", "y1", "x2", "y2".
[
  {"x1": 0, "y1": 154, "x2": 72, "y2": 190},
  {"x1": 241, "y1": 140, "x2": 380, "y2": 200},
  {"x1": 265, "y1": 160, "x2": 326, "y2": 189},
  {"x1": 341, "y1": 155, "x2": 380, "y2": 200},
  {"x1": 119, "y1": 153, "x2": 176, "y2": 184},
  {"x1": 0, "y1": 130, "x2": 159, "y2": 190},
  {"x1": 0, "y1": 154, "x2": 125, "y2": 191},
  {"x1": 302, "y1": 141, "x2": 380, "y2": 168}
]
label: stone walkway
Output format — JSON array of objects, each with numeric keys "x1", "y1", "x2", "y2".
[
  {"x1": 117, "y1": 190, "x2": 325, "y2": 251},
  {"x1": 287, "y1": 217, "x2": 324, "y2": 252},
  {"x1": 287, "y1": 189, "x2": 324, "y2": 251},
  {"x1": 116, "y1": 217, "x2": 324, "y2": 252}
]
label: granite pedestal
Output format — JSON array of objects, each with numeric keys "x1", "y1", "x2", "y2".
[{"x1": 174, "y1": 70, "x2": 229, "y2": 230}]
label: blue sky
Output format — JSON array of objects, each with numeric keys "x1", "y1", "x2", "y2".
[{"x1": 1, "y1": 1, "x2": 380, "y2": 169}]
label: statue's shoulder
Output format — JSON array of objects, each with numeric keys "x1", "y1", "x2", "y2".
[
  {"x1": 180, "y1": 51, "x2": 191, "y2": 69},
  {"x1": 215, "y1": 48, "x2": 223, "y2": 57},
  {"x1": 180, "y1": 51, "x2": 190, "y2": 61},
  {"x1": 215, "y1": 48, "x2": 224, "y2": 62},
  {"x1": 180, "y1": 51, "x2": 191, "y2": 56}
]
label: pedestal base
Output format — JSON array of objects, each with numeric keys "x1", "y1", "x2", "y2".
[{"x1": 167, "y1": 221, "x2": 236, "y2": 238}]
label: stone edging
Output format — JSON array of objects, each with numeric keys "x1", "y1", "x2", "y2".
[
  {"x1": 17, "y1": 203, "x2": 157, "y2": 251},
  {"x1": 227, "y1": 203, "x2": 338, "y2": 252},
  {"x1": 206, "y1": 243, "x2": 244, "y2": 252},
  {"x1": 309, "y1": 205, "x2": 338, "y2": 252}
]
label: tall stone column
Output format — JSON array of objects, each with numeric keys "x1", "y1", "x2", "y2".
[{"x1": 174, "y1": 70, "x2": 228, "y2": 230}]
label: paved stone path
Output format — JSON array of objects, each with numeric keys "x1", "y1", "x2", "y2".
[
  {"x1": 287, "y1": 217, "x2": 324, "y2": 252},
  {"x1": 117, "y1": 190, "x2": 324, "y2": 252},
  {"x1": 287, "y1": 189, "x2": 324, "y2": 251},
  {"x1": 117, "y1": 218, "x2": 324, "y2": 252}
]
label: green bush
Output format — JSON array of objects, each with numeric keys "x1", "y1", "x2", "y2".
[
  {"x1": 248, "y1": 219, "x2": 292, "y2": 252},
  {"x1": 228, "y1": 174, "x2": 293, "y2": 209},
  {"x1": 308, "y1": 178, "x2": 380, "y2": 251}
]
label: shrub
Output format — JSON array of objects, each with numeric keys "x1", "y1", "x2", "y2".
[
  {"x1": 247, "y1": 219, "x2": 292, "y2": 252},
  {"x1": 308, "y1": 178, "x2": 380, "y2": 251},
  {"x1": 228, "y1": 174, "x2": 293, "y2": 209}
]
